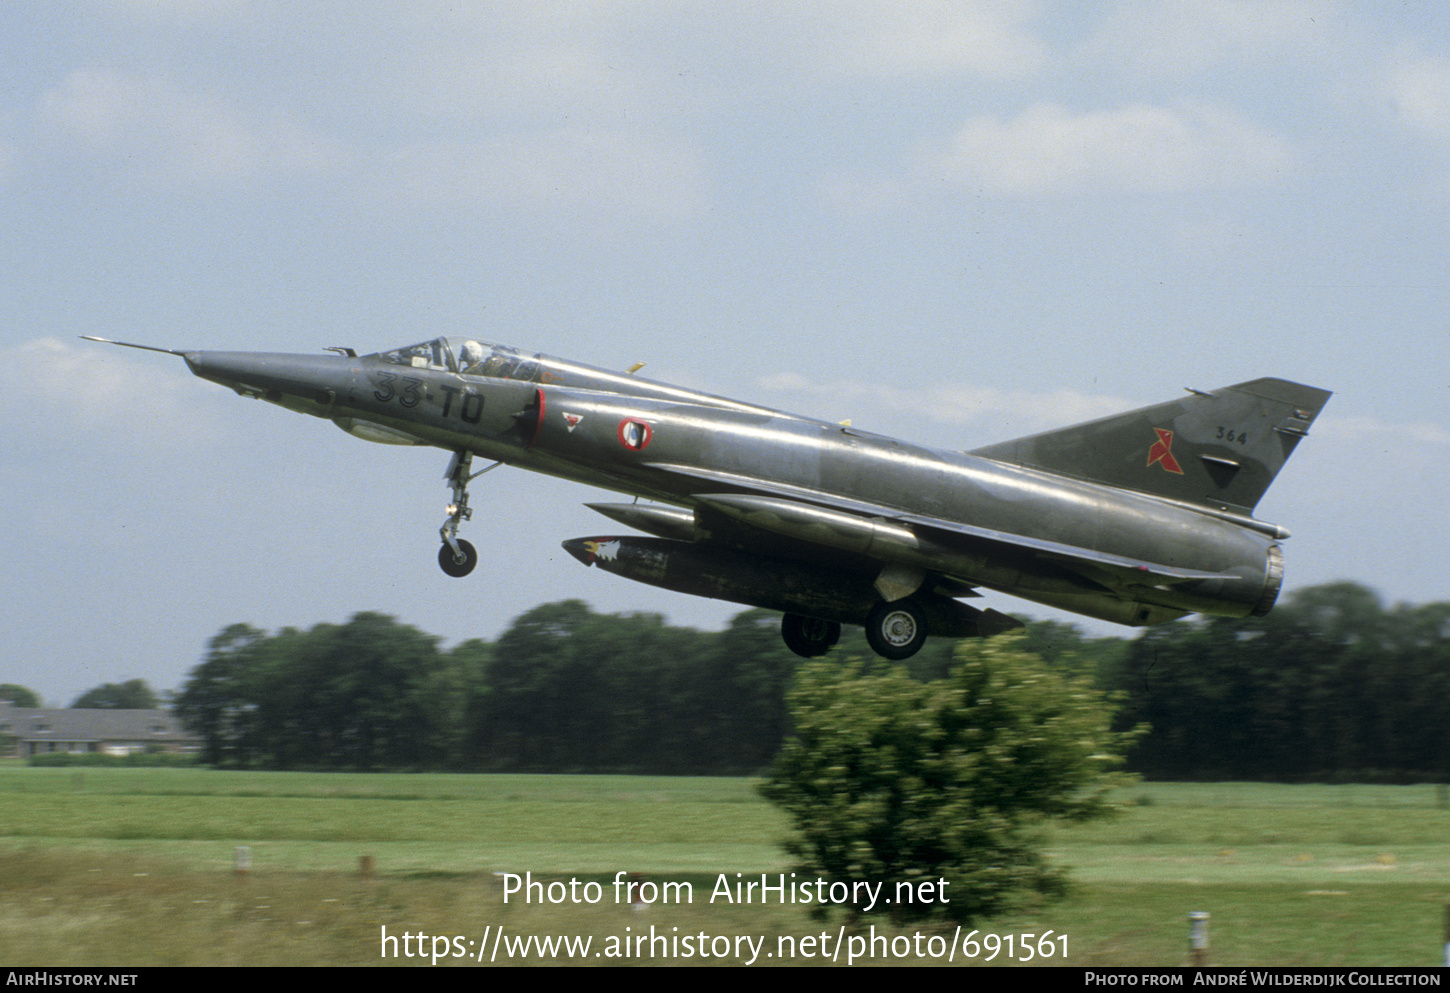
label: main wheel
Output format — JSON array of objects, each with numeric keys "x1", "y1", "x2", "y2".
[
  {"x1": 438, "y1": 539, "x2": 478, "y2": 578},
  {"x1": 781, "y1": 614, "x2": 841, "y2": 658},
  {"x1": 865, "y1": 599, "x2": 928, "y2": 660}
]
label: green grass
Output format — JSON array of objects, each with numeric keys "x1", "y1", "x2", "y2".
[
  {"x1": 0, "y1": 767, "x2": 785, "y2": 873},
  {"x1": 1, "y1": 768, "x2": 1447, "y2": 966}
]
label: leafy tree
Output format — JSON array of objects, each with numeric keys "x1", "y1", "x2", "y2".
[
  {"x1": 0, "y1": 684, "x2": 40, "y2": 708},
  {"x1": 481, "y1": 600, "x2": 607, "y2": 770},
  {"x1": 71, "y1": 678, "x2": 160, "y2": 710},
  {"x1": 1106, "y1": 582, "x2": 1450, "y2": 781},
  {"x1": 480, "y1": 601, "x2": 730, "y2": 772},
  {"x1": 447, "y1": 637, "x2": 494, "y2": 768},
  {"x1": 174, "y1": 624, "x2": 268, "y2": 766},
  {"x1": 686, "y1": 609, "x2": 801, "y2": 771},
  {"x1": 249, "y1": 612, "x2": 451, "y2": 770},
  {"x1": 177, "y1": 615, "x2": 462, "y2": 770},
  {"x1": 761, "y1": 635, "x2": 1142, "y2": 927}
]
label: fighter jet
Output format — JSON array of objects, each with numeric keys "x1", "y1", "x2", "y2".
[{"x1": 83, "y1": 335, "x2": 1330, "y2": 660}]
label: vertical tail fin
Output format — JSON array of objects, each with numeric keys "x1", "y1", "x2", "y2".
[{"x1": 969, "y1": 378, "x2": 1332, "y2": 512}]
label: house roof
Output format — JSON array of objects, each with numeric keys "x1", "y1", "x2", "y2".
[{"x1": 0, "y1": 704, "x2": 194, "y2": 742}]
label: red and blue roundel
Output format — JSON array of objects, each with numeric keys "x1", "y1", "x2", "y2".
[{"x1": 617, "y1": 418, "x2": 653, "y2": 451}]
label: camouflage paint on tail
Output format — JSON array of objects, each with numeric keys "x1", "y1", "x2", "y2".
[{"x1": 969, "y1": 378, "x2": 1332, "y2": 513}]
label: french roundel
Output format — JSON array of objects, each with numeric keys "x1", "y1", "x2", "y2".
[{"x1": 617, "y1": 418, "x2": 653, "y2": 451}]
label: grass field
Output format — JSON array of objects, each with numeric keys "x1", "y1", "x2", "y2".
[{"x1": 1, "y1": 765, "x2": 1446, "y2": 967}]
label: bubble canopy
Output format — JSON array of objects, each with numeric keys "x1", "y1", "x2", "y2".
[{"x1": 368, "y1": 337, "x2": 542, "y2": 381}]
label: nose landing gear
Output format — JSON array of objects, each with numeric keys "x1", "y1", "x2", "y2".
[
  {"x1": 438, "y1": 538, "x2": 478, "y2": 577},
  {"x1": 438, "y1": 450, "x2": 500, "y2": 577}
]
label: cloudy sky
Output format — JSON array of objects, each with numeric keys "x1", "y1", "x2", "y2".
[{"x1": 4, "y1": 2, "x2": 1448, "y2": 706}]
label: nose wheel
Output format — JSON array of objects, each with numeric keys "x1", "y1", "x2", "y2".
[
  {"x1": 437, "y1": 450, "x2": 500, "y2": 578},
  {"x1": 439, "y1": 538, "x2": 478, "y2": 577}
]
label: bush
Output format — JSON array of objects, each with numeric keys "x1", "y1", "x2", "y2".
[{"x1": 760, "y1": 635, "x2": 1143, "y2": 927}]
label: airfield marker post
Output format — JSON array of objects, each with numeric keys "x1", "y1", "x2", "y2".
[{"x1": 1188, "y1": 911, "x2": 1210, "y2": 967}]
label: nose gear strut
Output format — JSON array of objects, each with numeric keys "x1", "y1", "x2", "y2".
[{"x1": 438, "y1": 450, "x2": 501, "y2": 577}]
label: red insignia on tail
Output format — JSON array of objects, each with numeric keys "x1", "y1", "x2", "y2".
[{"x1": 1147, "y1": 428, "x2": 1184, "y2": 474}]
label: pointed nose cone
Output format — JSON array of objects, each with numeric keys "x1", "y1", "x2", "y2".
[
  {"x1": 180, "y1": 349, "x2": 251, "y2": 386},
  {"x1": 181, "y1": 350, "x2": 270, "y2": 390},
  {"x1": 180, "y1": 350, "x2": 355, "y2": 407},
  {"x1": 562, "y1": 538, "x2": 597, "y2": 566},
  {"x1": 183, "y1": 350, "x2": 312, "y2": 389}
]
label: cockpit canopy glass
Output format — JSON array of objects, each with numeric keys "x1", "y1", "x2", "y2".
[
  {"x1": 369, "y1": 337, "x2": 542, "y2": 382},
  {"x1": 373, "y1": 338, "x2": 458, "y2": 372}
]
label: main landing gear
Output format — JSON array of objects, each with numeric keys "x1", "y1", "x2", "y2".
[
  {"x1": 864, "y1": 599, "x2": 928, "y2": 661},
  {"x1": 780, "y1": 599, "x2": 931, "y2": 660},
  {"x1": 438, "y1": 450, "x2": 500, "y2": 578},
  {"x1": 781, "y1": 613, "x2": 842, "y2": 658}
]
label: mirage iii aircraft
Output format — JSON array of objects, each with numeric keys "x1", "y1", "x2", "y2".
[{"x1": 83, "y1": 334, "x2": 1330, "y2": 660}]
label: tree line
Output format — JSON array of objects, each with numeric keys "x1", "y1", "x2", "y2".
[
  {"x1": 1, "y1": 678, "x2": 161, "y2": 710},
  {"x1": 173, "y1": 602, "x2": 803, "y2": 774},
  {"x1": 1109, "y1": 582, "x2": 1450, "y2": 781},
  {"x1": 168, "y1": 581, "x2": 1450, "y2": 781}
]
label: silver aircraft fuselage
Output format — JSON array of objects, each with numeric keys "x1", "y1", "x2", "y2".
[{"x1": 88, "y1": 335, "x2": 1330, "y2": 659}]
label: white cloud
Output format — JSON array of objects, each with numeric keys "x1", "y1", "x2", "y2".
[
  {"x1": 817, "y1": 0, "x2": 1049, "y2": 80},
  {"x1": 3, "y1": 338, "x2": 226, "y2": 460},
  {"x1": 928, "y1": 101, "x2": 1292, "y2": 195},
  {"x1": 1385, "y1": 55, "x2": 1450, "y2": 147},
  {"x1": 1084, "y1": 0, "x2": 1351, "y2": 80},
  {"x1": 353, "y1": 128, "x2": 706, "y2": 224},
  {"x1": 32, "y1": 60, "x2": 703, "y2": 222},
  {"x1": 37, "y1": 69, "x2": 338, "y2": 187}
]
